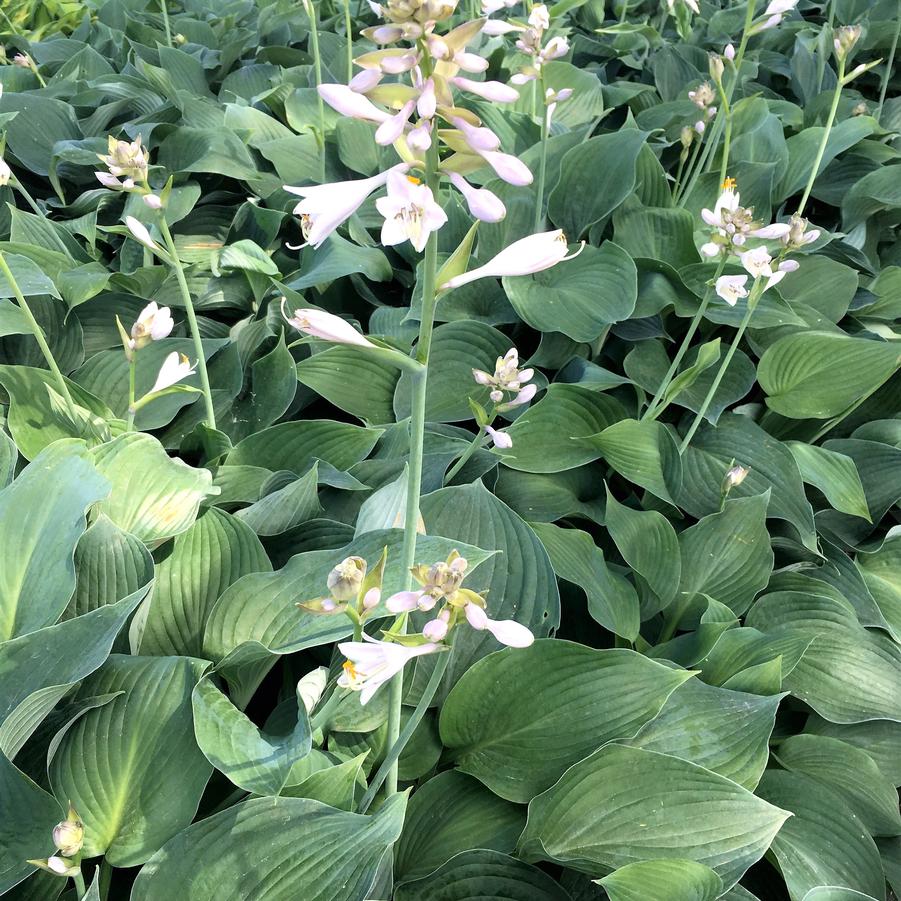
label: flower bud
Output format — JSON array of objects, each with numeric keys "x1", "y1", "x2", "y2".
[
  {"x1": 709, "y1": 54, "x2": 724, "y2": 82},
  {"x1": 724, "y1": 43, "x2": 736, "y2": 60},
  {"x1": 0, "y1": 157, "x2": 10, "y2": 187},
  {"x1": 143, "y1": 193, "x2": 163, "y2": 209},
  {"x1": 721, "y1": 464, "x2": 750, "y2": 499},
  {"x1": 52, "y1": 804, "x2": 84, "y2": 857},
  {"x1": 327, "y1": 556, "x2": 367, "y2": 601},
  {"x1": 174, "y1": 33, "x2": 187, "y2": 44}
]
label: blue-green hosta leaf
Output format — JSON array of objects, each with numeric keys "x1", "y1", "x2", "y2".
[
  {"x1": 69, "y1": 514, "x2": 154, "y2": 619},
  {"x1": 0, "y1": 440, "x2": 109, "y2": 641},
  {"x1": 226, "y1": 420, "x2": 383, "y2": 473},
  {"x1": 678, "y1": 494, "x2": 774, "y2": 618},
  {"x1": 757, "y1": 770, "x2": 886, "y2": 901},
  {"x1": 192, "y1": 677, "x2": 311, "y2": 795},
  {"x1": 531, "y1": 521, "x2": 640, "y2": 640},
  {"x1": 787, "y1": 442, "x2": 871, "y2": 521},
  {"x1": 233, "y1": 465, "x2": 322, "y2": 536},
  {"x1": 131, "y1": 793, "x2": 406, "y2": 901},
  {"x1": 137, "y1": 507, "x2": 271, "y2": 657},
  {"x1": 548, "y1": 129, "x2": 648, "y2": 237},
  {"x1": 775, "y1": 734, "x2": 901, "y2": 837},
  {"x1": 758, "y1": 332, "x2": 900, "y2": 420},
  {"x1": 501, "y1": 242, "x2": 637, "y2": 342},
  {"x1": 805, "y1": 717, "x2": 901, "y2": 787},
  {"x1": 92, "y1": 433, "x2": 217, "y2": 544},
  {"x1": 0, "y1": 751, "x2": 62, "y2": 894},
  {"x1": 598, "y1": 859, "x2": 723, "y2": 901},
  {"x1": 395, "y1": 850, "x2": 571, "y2": 900},
  {"x1": 855, "y1": 536, "x2": 901, "y2": 642},
  {"x1": 747, "y1": 591, "x2": 901, "y2": 723},
  {"x1": 621, "y1": 678, "x2": 783, "y2": 789},
  {"x1": 0, "y1": 590, "x2": 147, "y2": 760},
  {"x1": 394, "y1": 770, "x2": 526, "y2": 883},
  {"x1": 439, "y1": 640, "x2": 694, "y2": 802},
  {"x1": 49, "y1": 655, "x2": 212, "y2": 867},
  {"x1": 517, "y1": 745, "x2": 790, "y2": 890},
  {"x1": 500, "y1": 384, "x2": 626, "y2": 473}
]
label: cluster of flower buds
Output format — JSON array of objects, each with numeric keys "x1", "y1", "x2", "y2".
[
  {"x1": 482, "y1": 5, "x2": 570, "y2": 87},
  {"x1": 833, "y1": 24, "x2": 861, "y2": 63},
  {"x1": 473, "y1": 348, "x2": 536, "y2": 408},
  {"x1": 94, "y1": 135, "x2": 163, "y2": 209},
  {"x1": 28, "y1": 804, "x2": 84, "y2": 879},
  {"x1": 386, "y1": 549, "x2": 534, "y2": 645},
  {"x1": 700, "y1": 179, "x2": 772, "y2": 256},
  {"x1": 687, "y1": 82, "x2": 717, "y2": 135},
  {"x1": 299, "y1": 550, "x2": 387, "y2": 631},
  {"x1": 322, "y1": 548, "x2": 531, "y2": 705}
]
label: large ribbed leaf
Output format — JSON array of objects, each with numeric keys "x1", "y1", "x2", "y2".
[
  {"x1": 598, "y1": 859, "x2": 723, "y2": 901},
  {"x1": 138, "y1": 507, "x2": 271, "y2": 657},
  {"x1": 757, "y1": 770, "x2": 886, "y2": 901},
  {"x1": 49, "y1": 655, "x2": 211, "y2": 866},
  {"x1": 394, "y1": 771, "x2": 526, "y2": 883},
  {"x1": 518, "y1": 745, "x2": 789, "y2": 889},
  {"x1": 440, "y1": 640, "x2": 694, "y2": 801},
  {"x1": 130, "y1": 793, "x2": 407, "y2": 901},
  {"x1": 0, "y1": 440, "x2": 109, "y2": 641},
  {"x1": 92, "y1": 433, "x2": 216, "y2": 544}
]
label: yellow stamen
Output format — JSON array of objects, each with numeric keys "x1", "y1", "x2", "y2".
[
  {"x1": 406, "y1": 175, "x2": 422, "y2": 185},
  {"x1": 721, "y1": 177, "x2": 737, "y2": 190},
  {"x1": 342, "y1": 659, "x2": 359, "y2": 680}
]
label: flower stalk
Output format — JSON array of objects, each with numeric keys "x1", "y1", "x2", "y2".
[
  {"x1": 157, "y1": 218, "x2": 216, "y2": 429},
  {"x1": 0, "y1": 250, "x2": 78, "y2": 420},
  {"x1": 678, "y1": 276, "x2": 764, "y2": 454},
  {"x1": 306, "y1": 0, "x2": 328, "y2": 183},
  {"x1": 643, "y1": 255, "x2": 729, "y2": 420}
]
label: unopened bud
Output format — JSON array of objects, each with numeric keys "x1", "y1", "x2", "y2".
[
  {"x1": 680, "y1": 126, "x2": 694, "y2": 149},
  {"x1": 327, "y1": 556, "x2": 367, "y2": 601},
  {"x1": 724, "y1": 43, "x2": 736, "y2": 61},
  {"x1": 722, "y1": 463, "x2": 750, "y2": 494},
  {"x1": 362, "y1": 587, "x2": 381, "y2": 609},
  {"x1": 143, "y1": 193, "x2": 163, "y2": 209},
  {"x1": 174, "y1": 33, "x2": 187, "y2": 44},
  {"x1": 52, "y1": 805, "x2": 84, "y2": 857}
]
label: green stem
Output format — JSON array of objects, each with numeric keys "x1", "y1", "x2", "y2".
[
  {"x1": 643, "y1": 256, "x2": 728, "y2": 420},
  {"x1": 343, "y1": 0, "x2": 354, "y2": 83},
  {"x1": 72, "y1": 869, "x2": 86, "y2": 899},
  {"x1": 678, "y1": 278, "x2": 762, "y2": 454},
  {"x1": 877, "y1": 1, "x2": 900, "y2": 122},
  {"x1": 126, "y1": 355, "x2": 137, "y2": 431},
  {"x1": 533, "y1": 74, "x2": 550, "y2": 233},
  {"x1": 659, "y1": 593, "x2": 691, "y2": 643},
  {"x1": 384, "y1": 124, "x2": 441, "y2": 800},
  {"x1": 796, "y1": 56, "x2": 845, "y2": 216},
  {"x1": 444, "y1": 429, "x2": 487, "y2": 485},
  {"x1": 157, "y1": 218, "x2": 216, "y2": 429},
  {"x1": 674, "y1": 131, "x2": 704, "y2": 205},
  {"x1": 815, "y1": 1, "x2": 836, "y2": 94},
  {"x1": 671, "y1": 149, "x2": 688, "y2": 201},
  {"x1": 309, "y1": 685, "x2": 348, "y2": 734},
  {"x1": 307, "y1": 1, "x2": 328, "y2": 183},
  {"x1": 0, "y1": 250, "x2": 77, "y2": 418},
  {"x1": 678, "y1": 0, "x2": 756, "y2": 206},
  {"x1": 715, "y1": 83, "x2": 733, "y2": 189},
  {"x1": 358, "y1": 645, "x2": 451, "y2": 813},
  {"x1": 11, "y1": 178, "x2": 43, "y2": 216},
  {"x1": 160, "y1": 0, "x2": 173, "y2": 46}
]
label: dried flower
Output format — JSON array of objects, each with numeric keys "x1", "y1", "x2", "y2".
[
  {"x1": 99, "y1": 135, "x2": 148, "y2": 182},
  {"x1": 833, "y1": 24, "x2": 861, "y2": 61}
]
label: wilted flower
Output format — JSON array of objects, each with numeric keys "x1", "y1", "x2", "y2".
[
  {"x1": 149, "y1": 352, "x2": 195, "y2": 394},
  {"x1": 442, "y1": 230, "x2": 583, "y2": 290},
  {"x1": 284, "y1": 164, "x2": 407, "y2": 249},
  {"x1": 387, "y1": 550, "x2": 469, "y2": 613},
  {"x1": 687, "y1": 82, "x2": 717, "y2": 134},
  {"x1": 99, "y1": 135, "x2": 148, "y2": 182},
  {"x1": 338, "y1": 635, "x2": 443, "y2": 704},
  {"x1": 130, "y1": 302, "x2": 173, "y2": 350},
  {"x1": 715, "y1": 274, "x2": 749, "y2": 306},
  {"x1": 328, "y1": 556, "x2": 368, "y2": 601},
  {"x1": 299, "y1": 550, "x2": 387, "y2": 623},
  {"x1": 0, "y1": 157, "x2": 10, "y2": 187},
  {"x1": 52, "y1": 805, "x2": 84, "y2": 858},
  {"x1": 709, "y1": 54, "x2": 725, "y2": 83},
  {"x1": 485, "y1": 425, "x2": 513, "y2": 449},
  {"x1": 376, "y1": 170, "x2": 448, "y2": 252},
  {"x1": 282, "y1": 299, "x2": 375, "y2": 348}
]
